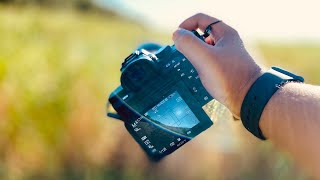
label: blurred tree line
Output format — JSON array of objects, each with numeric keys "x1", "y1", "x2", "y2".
[{"x1": 0, "y1": 0, "x2": 115, "y2": 14}]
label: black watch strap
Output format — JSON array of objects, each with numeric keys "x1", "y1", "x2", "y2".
[{"x1": 240, "y1": 67, "x2": 304, "y2": 140}]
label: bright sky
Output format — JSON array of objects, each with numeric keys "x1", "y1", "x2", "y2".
[{"x1": 96, "y1": 0, "x2": 320, "y2": 41}]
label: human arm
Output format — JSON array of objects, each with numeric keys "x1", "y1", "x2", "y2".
[
  {"x1": 260, "y1": 83, "x2": 320, "y2": 177},
  {"x1": 172, "y1": 13, "x2": 320, "y2": 177}
]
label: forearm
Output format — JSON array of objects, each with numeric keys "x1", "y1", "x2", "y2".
[{"x1": 260, "y1": 82, "x2": 320, "y2": 177}]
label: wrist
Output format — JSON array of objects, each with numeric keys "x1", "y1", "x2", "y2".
[
  {"x1": 259, "y1": 82, "x2": 293, "y2": 139},
  {"x1": 239, "y1": 67, "x2": 304, "y2": 140},
  {"x1": 229, "y1": 67, "x2": 264, "y2": 118}
]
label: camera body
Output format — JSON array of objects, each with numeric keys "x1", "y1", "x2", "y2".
[{"x1": 108, "y1": 32, "x2": 214, "y2": 160}]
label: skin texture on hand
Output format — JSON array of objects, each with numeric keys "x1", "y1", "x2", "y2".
[
  {"x1": 172, "y1": 13, "x2": 262, "y2": 118},
  {"x1": 173, "y1": 13, "x2": 320, "y2": 178}
]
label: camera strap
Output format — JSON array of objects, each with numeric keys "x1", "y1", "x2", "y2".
[{"x1": 203, "y1": 20, "x2": 222, "y2": 38}]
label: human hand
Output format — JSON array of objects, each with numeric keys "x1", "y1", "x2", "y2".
[{"x1": 173, "y1": 13, "x2": 263, "y2": 118}]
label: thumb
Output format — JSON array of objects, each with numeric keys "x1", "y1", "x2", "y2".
[{"x1": 172, "y1": 28, "x2": 215, "y2": 73}]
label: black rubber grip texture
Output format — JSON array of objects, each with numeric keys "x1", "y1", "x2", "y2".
[{"x1": 240, "y1": 67, "x2": 304, "y2": 140}]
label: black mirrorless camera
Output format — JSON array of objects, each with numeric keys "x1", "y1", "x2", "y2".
[{"x1": 107, "y1": 31, "x2": 215, "y2": 161}]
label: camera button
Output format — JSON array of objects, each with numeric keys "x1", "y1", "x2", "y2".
[
  {"x1": 173, "y1": 62, "x2": 181, "y2": 69},
  {"x1": 188, "y1": 86, "x2": 196, "y2": 92},
  {"x1": 192, "y1": 86, "x2": 211, "y2": 102}
]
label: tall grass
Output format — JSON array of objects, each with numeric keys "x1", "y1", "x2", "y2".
[{"x1": 0, "y1": 6, "x2": 170, "y2": 179}]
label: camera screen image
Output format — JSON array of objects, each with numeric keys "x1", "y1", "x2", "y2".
[{"x1": 144, "y1": 91, "x2": 199, "y2": 136}]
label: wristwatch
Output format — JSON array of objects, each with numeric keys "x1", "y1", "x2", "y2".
[{"x1": 240, "y1": 67, "x2": 304, "y2": 140}]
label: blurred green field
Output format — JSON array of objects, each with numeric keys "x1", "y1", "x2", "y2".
[
  {"x1": 0, "y1": 5, "x2": 318, "y2": 180},
  {"x1": 0, "y1": 6, "x2": 171, "y2": 179},
  {"x1": 258, "y1": 43, "x2": 320, "y2": 84}
]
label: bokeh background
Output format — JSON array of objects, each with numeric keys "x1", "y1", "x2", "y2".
[{"x1": 0, "y1": 0, "x2": 319, "y2": 179}]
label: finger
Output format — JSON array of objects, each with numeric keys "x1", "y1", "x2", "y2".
[
  {"x1": 179, "y1": 13, "x2": 231, "y2": 42},
  {"x1": 172, "y1": 28, "x2": 215, "y2": 72},
  {"x1": 179, "y1": 13, "x2": 219, "y2": 32}
]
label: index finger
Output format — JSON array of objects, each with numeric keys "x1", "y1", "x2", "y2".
[
  {"x1": 179, "y1": 13, "x2": 220, "y2": 31},
  {"x1": 179, "y1": 13, "x2": 230, "y2": 41}
]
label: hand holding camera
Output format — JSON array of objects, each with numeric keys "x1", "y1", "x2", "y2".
[
  {"x1": 107, "y1": 13, "x2": 264, "y2": 160},
  {"x1": 107, "y1": 29, "x2": 216, "y2": 160},
  {"x1": 173, "y1": 13, "x2": 262, "y2": 118}
]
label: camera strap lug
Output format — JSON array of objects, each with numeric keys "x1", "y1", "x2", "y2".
[{"x1": 106, "y1": 101, "x2": 124, "y2": 121}]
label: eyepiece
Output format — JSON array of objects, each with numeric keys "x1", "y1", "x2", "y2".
[{"x1": 136, "y1": 43, "x2": 162, "y2": 53}]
